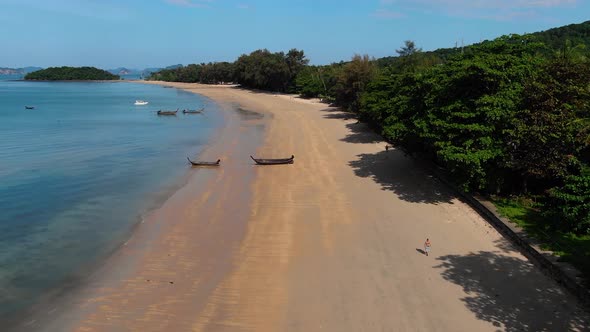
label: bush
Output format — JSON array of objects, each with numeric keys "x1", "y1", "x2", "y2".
[{"x1": 545, "y1": 174, "x2": 590, "y2": 234}]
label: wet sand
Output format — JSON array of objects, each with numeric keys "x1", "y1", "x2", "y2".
[{"x1": 27, "y1": 83, "x2": 588, "y2": 331}]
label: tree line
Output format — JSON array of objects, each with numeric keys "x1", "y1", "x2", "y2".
[
  {"x1": 148, "y1": 48, "x2": 308, "y2": 91},
  {"x1": 149, "y1": 21, "x2": 590, "y2": 235}
]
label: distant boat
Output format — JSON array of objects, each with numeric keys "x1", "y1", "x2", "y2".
[
  {"x1": 24, "y1": 106, "x2": 35, "y2": 110},
  {"x1": 182, "y1": 108, "x2": 204, "y2": 114},
  {"x1": 134, "y1": 100, "x2": 148, "y2": 105},
  {"x1": 157, "y1": 110, "x2": 177, "y2": 116}
]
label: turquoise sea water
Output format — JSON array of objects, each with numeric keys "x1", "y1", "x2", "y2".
[{"x1": 0, "y1": 81, "x2": 223, "y2": 318}]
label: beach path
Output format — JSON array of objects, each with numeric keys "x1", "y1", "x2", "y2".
[{"x1": 60, "y1": 83, "x2": 587, "y2": 332}]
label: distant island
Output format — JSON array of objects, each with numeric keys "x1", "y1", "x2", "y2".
[
  {"x1": 0, "y1": 66, "x2": 43, "y2": 76},
  {"x1": 1, "y1": 65, "x2": 182, "y2": 79},
  {"x1": 25, "y1": 66, "x2": 120, "y2": 81},
  {"x1": 103, "y1": 65, "x2": 184, "y2": 78}
]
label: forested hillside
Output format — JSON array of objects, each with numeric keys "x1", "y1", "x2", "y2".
[{"x1": 531, "y1": 20, "x2": 590, "y2": 51}]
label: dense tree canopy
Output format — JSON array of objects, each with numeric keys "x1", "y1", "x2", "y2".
[
  {"x1": 531, "y1": 20, "x2": 590, "y2": 53},
  {"x1": 234, "y1": 48, "x2": 309, "y2": 92},
  {"x1": 333, "y1": 54, "x2": 376, "y2": 112},
  {"x1": 295, "y1": 65, "x2": 340, "y2": 99},
  {"x1": 25, "y1": 67, "x2": 119, "y2": 80},
  {"x1": 149, "y1": 48, "x2": 308, "y2": 92},
  {"x1": 148, "y1": 62, "x2": 235, "y2": 84}
]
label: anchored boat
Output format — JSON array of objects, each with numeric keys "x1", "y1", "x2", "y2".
[
  {"x1": 157, "y1": 110, "x2": 177, "y2": 115},
  {"x1": 182, "y1": 108, "x2": 204, "y2": 114}
]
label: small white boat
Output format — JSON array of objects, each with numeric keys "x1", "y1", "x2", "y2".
[{"x1": 134, "y1": 100, "x2": 149, "y2": 106}]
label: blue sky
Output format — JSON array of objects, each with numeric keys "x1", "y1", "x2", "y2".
[{"x1": 0, "y1": 0, "x2": 588, "y2": 69}]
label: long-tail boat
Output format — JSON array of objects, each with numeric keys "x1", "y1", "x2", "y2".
[
  {"x1": 250, "y1": 155, "x2": 294, "y2": 165},
  {"x1": 187, "y1": 157, "x2": 221, "y2": 166},
  {"x1": 157, "y1": 110, "x2": 178, "y2": 115},
  {"x1": 183, "y1": 108, "x2": 204, "y2": 114}
]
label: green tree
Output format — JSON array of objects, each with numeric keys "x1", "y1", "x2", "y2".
[
  {"x1": 333, "y1": 54, "x2": 376, "y2": 112},
  {"x1": 285, "y1": 49, "x2": 309, "y2": 91},
  {"x1": 396, "y1": 40, "x2": 422, "y2": 57},
  {"x1": 546, "y1": 173, "x2": 590, "y2": 234},
  {"x1": 387, "y1": 41, "x2": 442, "y2": 74},
  {"x1": 416, "y1": 36, "x2": 543, "y2": 190},
  {"x1": 508, "y1": 55, "x2": 590, "y2": 191},
  {"x1": 295, "y1": 64, "x2": 340, "y2": 100},
  {"x1": 360, "y1": 68, "x2": 431, "y2": 152},
  {"x1": 234, "y1": 49, "x2": 293, "y2": 91}
]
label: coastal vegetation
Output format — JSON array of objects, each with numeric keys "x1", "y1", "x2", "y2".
[
  {"x1": 25, "y1": 66, "x2": 120, "y2": 81},
  {"x1": 149, "y1": 62, "x2": 235, "y2": 84},
  {"x1": 148, "y1": 20, "x2": 590, "y2": 278},
  {"x1": 148, "y1": 49, "x2": 309, "y2": 91}
]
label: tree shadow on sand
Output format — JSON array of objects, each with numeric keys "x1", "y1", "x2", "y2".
[
  {"x1": 340, "y1": 122, "x2": 384, "y2": 144},
  {"x1": 322, "y1": 112, "x2": 355, "y2": 120},
  {"x1": 435, "y1": 251, "x2": 588, "y2": 331},
  {"x1": 348, "y1": 149, "x2": 455, "y2": 204},
  {"x1": 491, "y1": 238, "x2": 525, "y2": 254},
  {"x1": 321, "y1": 108, "x2": 384, "y2": 144},
  {"x1": 321, "y1": 107, "x2": 453, "y2": 204}
]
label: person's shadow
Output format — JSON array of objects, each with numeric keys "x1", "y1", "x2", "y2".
[{"x1": 416, "y1": 248, "x2": 426, "y2": 255}]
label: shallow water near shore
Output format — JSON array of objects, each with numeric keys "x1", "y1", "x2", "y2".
[{"x1": 0, "y1": 81, "x2": 224, "y2": 320}]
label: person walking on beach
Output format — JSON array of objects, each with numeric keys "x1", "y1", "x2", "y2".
[{"x1": 424, "y1": 238, "x2": 431, "y2": 256}]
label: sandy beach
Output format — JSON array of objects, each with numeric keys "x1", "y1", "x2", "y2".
[{"x1": 24, "y1": 82, "x2": 588, "y2": 331}]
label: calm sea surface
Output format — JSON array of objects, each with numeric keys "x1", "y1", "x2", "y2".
[{"x1": 0, "y1": 81, "x2": 223, "y2": 317}]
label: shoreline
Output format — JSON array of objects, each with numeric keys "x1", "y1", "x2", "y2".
[
  {"x1": 0, "y1": 80, "x2": 225, "y2": 329},
  {"x1": 8, "y1": 84, "x2": 267, "y2": 331},
  {"x1": 19, "y1": 82, "x2": 589, "y2": 331}
]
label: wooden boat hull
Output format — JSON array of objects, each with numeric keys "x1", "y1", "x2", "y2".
[
  {"x1": 250, "y1": 155, "x2": 294, "y2": 165},
  {"x1": 183, "y1": 108, "x2": 204, "y2": 114},
  {"x1": 187, "y1": 157, "x2": 221, "y2": 166},
  {"x1": 157, "y1": 110, "x2": 178, "y2": 115}
]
